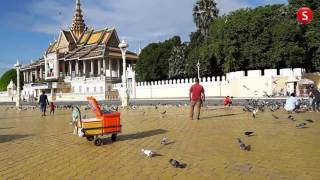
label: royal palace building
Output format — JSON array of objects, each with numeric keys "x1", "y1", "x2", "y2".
[{"x1": 21, "y1": 0, "x2": 138, "y2": 101}]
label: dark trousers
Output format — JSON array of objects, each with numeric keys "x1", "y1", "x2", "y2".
[
  {"x1": 312, "y1": 99, "x2": 320, "y2": 111},
  {"x1": 40, "y1": 104, "x2": 47, "y2": 114}
]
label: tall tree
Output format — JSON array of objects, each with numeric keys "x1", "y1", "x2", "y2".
[
  {"x1": 135, "y1": 36, "x2": 181, "y2": 81},
  {"x1": 193, "y1": 0, "x2": 219, "y2": 37},
  {"x1": 168, "y1": 44, "x2": 188, "y2": 79}
]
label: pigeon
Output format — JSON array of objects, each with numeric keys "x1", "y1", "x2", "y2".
[
  {"x1": 306, "y1": 119, "x2": 314, "y2": 123},
  {"x1": 132, "y1": 106, "x2": 137, "y2": 110},
  {"x1": 237, "y1": 138, "x2": 251, "y2": 151},
  {"x1": 155, "y1": 106, "x2": 158, "y2": 110},
  {"x1": 161, "y1": 111, "x2": 167, "y2": 115},
  {"x1": 288, "y1": 115, "x2": 295, "y2": 121},
  {"x1": 82, "y1": 115, "x2": 87, "y2": 119},
  {"x1": 296, "y1": 123, "x2": 307, "y2": 129},
  {"x1": 141, "y1": 149, "x2": 154, "y2": 158},
  {"x1": 272, "y1": 114, "x2": 279, "y2": 119},
  {"x1": 244, "y1": 131, "x2": 254, "y2": 137},
  {"x1": 169, "y1": 159, "x2": 185, "y2": 168},
  {"x1": 161, "y1": 137, "x2": 168, "y2": 145},
  {"x1": 252, "y1": 109, "x2": 258, "y2": 119}
]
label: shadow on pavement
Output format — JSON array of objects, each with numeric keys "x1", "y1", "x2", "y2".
[
  {"x1": 0, "y1": 134, "x2": 33, "y2": 143},
  {"x1": 102, "y1": 129, "x2": 167, "y2": 145},
  {"x1": 0, "y1": 127, "x2": 15, "y2": 130},
  {"x1": 200, "y1": 113, "x2": 243, "y2": 120}
]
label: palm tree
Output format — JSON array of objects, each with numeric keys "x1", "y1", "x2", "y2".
[{"x1": 193, "y1": 0, "x2": 219, "y2": 37}]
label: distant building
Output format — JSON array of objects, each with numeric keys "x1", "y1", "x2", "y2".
[{"x1": 21, "y1": 0, "x2": 138, "y2": 101}]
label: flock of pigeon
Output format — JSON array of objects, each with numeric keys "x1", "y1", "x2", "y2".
[{"x1": 240, "y1": 98, "x2": 316, "y2": 151}]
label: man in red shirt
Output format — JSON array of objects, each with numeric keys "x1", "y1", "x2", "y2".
[{"x1": 189, "y1": 78, "x2": 205, "y2": 120}]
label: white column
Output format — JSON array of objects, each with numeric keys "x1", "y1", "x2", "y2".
[
  {"x1": 109, "y1": 59, "x2": 112, "y2": 78},
  {"x1": 91, "y1": 60, "x2": 94, "y2": 76},
  {"x1": 15, "y1": 61, "x2": 22, "y2": 107},
  {"x1": 39, "y1": 67, "x2": 43, "y2": 80},
  {"x1": 98, "y1": 59, "x2": 101, "y2": 75},
  {"x1": 102, "y1": 58, "x2": 106, "y2": 75},
  {"x1": 83, "y1": 60, "x2": 86, "y2": 76},
  {"x1": 35, "y1": 69, "x2": 38, "y2": 80},
  {"x1": 117, "y1": 59, "x2": 120, "y2": 78},
  {"x1": 75, "y1": 60, "x2": 79, "y2": 76},
  {"x1": 29, "y1": 71, "x2": 33, "y2": 82},
  {"x1": 23, "y1": 72, "x2": 26, "y2": 82},
  {"x1": 26, "y1": 71, "x2": 29, "y2": 83},
  {"x1": 69, "y1": 61, "x2": 72, "y2": 76}
]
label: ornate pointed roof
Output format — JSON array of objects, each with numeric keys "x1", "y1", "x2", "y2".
[{"x1": 70, "y1": 0, "x2": 87, "y2": 39}]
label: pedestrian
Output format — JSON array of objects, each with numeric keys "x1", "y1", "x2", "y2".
[
  {"x1": 223, "y1": 96, "x2": 230, "y2": 106},
  {"x1": 39, "y1": 91, "x2": 49, "y2": 116},
  {"x1": 284, "y1": 93, "x2": 299, "y2": 113},
  {"x1": 49, "y1": 102, "x2": 55, "y2": 115},
  {"x1": 309, "y1": 85, "x2": 320, "y2": 112},
  {"x1": 189, "y1": 78, "x2": 205, "y2": 120},
  {"x1": 308, "y1": 90, "x2": 314, "y2": 111}
]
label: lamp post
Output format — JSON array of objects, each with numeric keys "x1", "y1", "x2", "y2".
[
  {"x1": 14, "y1": 60, "x2": 22, "y2": 108},
  {"x1": 118, "y1": 40, "x2": 129, "y2": 107},
  {"x1": 197, "y1": 60, "x2": 200, "y2": 80}
]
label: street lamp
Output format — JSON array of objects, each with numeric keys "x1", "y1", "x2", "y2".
[
  {"x1": 118, "y1": 40, "x2": 129, "y2": 107},
  {"x1": 197, "y1": 60, "x2": 200, "y2": 80},
  {"x1": 14, "y1": 60, "x2": 22, "y2": 108}
]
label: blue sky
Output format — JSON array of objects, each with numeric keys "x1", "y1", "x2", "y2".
[{"x1": 0, "y1": 0, "x2": 287, "y2": 76}]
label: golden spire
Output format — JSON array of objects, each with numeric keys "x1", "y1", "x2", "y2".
[{"x1": 70, "y1": 0, "x2": 87, "y2": 38}]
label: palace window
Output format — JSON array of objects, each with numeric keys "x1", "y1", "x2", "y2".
[
  {"x1": 100, "y1": 86, "x2": 103, "y2": 92},
  {"x1": 94, "y1": 87, "x2": 96, "y2": 93},
  {"x1": 86, "y1": 87, "x2": 89, "y2": 93},
  {"x1": 79, "y1": 86, "x2": 82, "y2": 93}
]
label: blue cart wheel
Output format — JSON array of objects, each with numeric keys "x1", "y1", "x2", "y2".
[{"x1": 86, "y1": 136, "x2": 94, "y2": 141}]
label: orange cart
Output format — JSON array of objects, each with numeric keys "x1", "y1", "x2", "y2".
[{"x1": 72, "y1": 97, "x2": 121, "y2": 146}]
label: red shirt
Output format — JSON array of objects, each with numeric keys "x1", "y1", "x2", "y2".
[
  {"x1": 190, "y1": 84, "x2": 204, "y2": 101},
  {"x1": 224, "y1": 97, "x2": 230, "y2": 106}
]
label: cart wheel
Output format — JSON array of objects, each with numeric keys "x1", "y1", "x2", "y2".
[
  {"x1": 86, "y1": 136, "x2": 94, "y2": 141},
  {"x1": 94, "y1": 138, "x2": 102, "y2": 146},
  {"x1": 111, "y1": 134, "x2": 117, "y2": 142}
]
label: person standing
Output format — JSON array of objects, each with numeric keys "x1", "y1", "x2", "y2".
[
  {"x1": 189, "y1": 78, "x2": 205, "y2": 120},
  {"x1": 310, "y1": 85, "x2": 320, "y2": 112},
  {"x1": 39, "y1": 91, "x2": 49, "y2": 116}
]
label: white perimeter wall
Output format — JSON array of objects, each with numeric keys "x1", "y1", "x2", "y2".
[{"x1": 113, "y1": 68, "x2": 305, "y2": 99}]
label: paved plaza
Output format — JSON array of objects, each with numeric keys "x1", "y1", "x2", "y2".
[{"x1": 0, "y1": 105, "x2": 319, "y2": 180}]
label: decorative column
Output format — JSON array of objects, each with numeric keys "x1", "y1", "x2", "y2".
[
  {"x1": 39, "y1": 67, "x2": 43, "y2": 80},
  {"x1": 102, "y1": 58, "x2": 106, "y2": 75},
  {"x1": 117, "y1": 59, "x2": 120, "y2": 78},
  {"x1": 35, "y1": 68, "x2": 38, "y2": 80},
  {"x1": 119, "y1": 40, "x2": 129, "y2": 107},
  {"x1": 29, "y1": 71, "x2": 33, "y2": 82},
  {"x1": 109, "y1": 59, "x2": 112, "y2": 78},
  {"x1": 15, "y1": 60, "x2": 22, "y2": 108},
  {"x1": 75, "y1": 60, "x2": 79, "y2": 76},
  {"x1": 90, "y1": 60, "x2": 94, "y2": 76},
  {"x1": 83, "y1": 60, "x2": 86, "y2": 77},
  {"x1": 69, "y1": 61, "x2": 72, "y2": 76},
  {"x1": 97, "y1": 59, "x2": 101, "y2": 76}
]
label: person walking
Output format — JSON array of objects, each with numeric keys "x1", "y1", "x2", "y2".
[
  {"x1": 39, "y1": 91, "x2": 49, "y2": 116},
  {"x1": 310, "y1": 85, "x2": 320, "y2": 112},
  {"x1": 189, "y1": 78, "x2": 205, "y2": 120},
  {"x1": 49, "y1": 102, "x2": 56, "y2": 115}
]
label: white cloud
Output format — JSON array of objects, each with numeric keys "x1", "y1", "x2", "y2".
[{"x1": 13, "y1": 0, "x2": 286, "y2": 51}]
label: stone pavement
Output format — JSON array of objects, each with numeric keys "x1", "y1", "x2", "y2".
[{"x1": 0, "y1": 106, "x2": 319, "y2": 180}]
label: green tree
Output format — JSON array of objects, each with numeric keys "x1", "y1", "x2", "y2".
[
  {"x1": 0, "y1": 69, "x2": 17, "y2": 91},
  {"x1": 193, "y1": 0, "x2": 219, "y2": 37},
  {"x1": 168, "y1": 44, "x2": 188, "y2": 79},
  {"x1": 135, "y1": 36, "x2": 181, "y2": 81}
]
